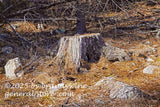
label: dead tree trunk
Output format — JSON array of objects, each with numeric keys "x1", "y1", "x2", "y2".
[
  {"x1": 55, "y1": 33, "x2": 105, "y2": 73},
  {"x1": 76, "y1": 1, "x2": 87, "y2": 34}
]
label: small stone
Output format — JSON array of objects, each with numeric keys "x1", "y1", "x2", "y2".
[
  {"x1": 102, "y1": 42, "x2": 131, "y2": 62},
  {"x1": 146, "y1": 41, "x2": 151, "y2": 45},
  {"x1": 77, "y1": 68, "x2": 90, "y2": 74},
  {"x1": 4, "y1": 57, "x2": 22, "y2": 80},
  {"x1": 50, "y1": 29, "x2": 66, "y2": 35},
  {"x1": 127, "y1": 41, "x2": 130, "y2": 44},
  {"x1": 129, "y1": 71, "x2": 133, "y2": 73},
  {"x1": 146, "y1": 57, "x2": 154, "y2": 62},
  {"x1": 152, "y1": 48, "x2": 157, "y2": 52},
  {"x1": 143, "y1": 65, "x2": 158, "y2": 74}
]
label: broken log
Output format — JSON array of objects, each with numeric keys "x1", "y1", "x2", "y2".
[{"x1": 55, "y1": 33, "x2": 105, "y2": 72}]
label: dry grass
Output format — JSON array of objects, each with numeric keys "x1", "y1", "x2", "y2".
[
  {"x1": 3, "y1": 21, "x2": 58, "y2": 33},
  {"x1": 0, "y1": 1, "x2": 160, "y2": 106}
]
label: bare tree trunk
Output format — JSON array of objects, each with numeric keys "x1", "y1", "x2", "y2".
[{"x1": 76, "y1": 1, "x2": 87, "y2": 34}]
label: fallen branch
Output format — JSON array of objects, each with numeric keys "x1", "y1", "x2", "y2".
[
  {"x1": 115, "y1": 24, "x2": 158, "y2": 30},
  {"x1": 6, "y1": 17, "x2": 76, "y2": 21}
]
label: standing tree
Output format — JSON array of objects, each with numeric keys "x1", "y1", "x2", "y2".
[
  {"x1": 55, "y1": 1, "x2": 105, "y2": 74},
  {"x1": 76, "y1": 0, "x2": 87, "y2": 34}
]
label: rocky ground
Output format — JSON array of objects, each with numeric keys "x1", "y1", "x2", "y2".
[{"x1": 0, "y1": 1, "x2": 160, "y2": 107}]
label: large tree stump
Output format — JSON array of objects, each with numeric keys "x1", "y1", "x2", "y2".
[{"x1": 56, "y1": 33, "x2": 105, "y2": 72}]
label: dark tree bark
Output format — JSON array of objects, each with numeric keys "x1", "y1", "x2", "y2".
[{"x1": 76, "y1": 1, "x2": 87, "y2": 34}]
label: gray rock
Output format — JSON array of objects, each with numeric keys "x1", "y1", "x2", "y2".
[
  {"x1": 1, "y1": 46, "x2": 13, "y2": 54},
  {"x1": 4, "y1": 57, "x2": 22, "y2": 80},
  {"x1": 102, "y1": 42, "x2": 131, "y2": 62},
  {"x1": 153, "y1": 48, "x2": 157, "y2": 52},
  {"x1": 56, "y1": 29, "x2": 66, "y2": 34},
  {"x1": 50, "y1": 29, "x2": 66, "y2": 35},
  {"x1": 95, "y1": 77, "x2": 151, "y2": 99},
  {"x1": 78, "y1": 67, "x2": 90, "y2": 74},
  {"x1": 146, "y1": 41, "x2": 151, "y2": 45},
  {"x1": 129, "y1": 71, "x2": 133, "y2": 73},
  {"x1": 143, "y1": 65, "x2": 158, "y2": 74}
]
